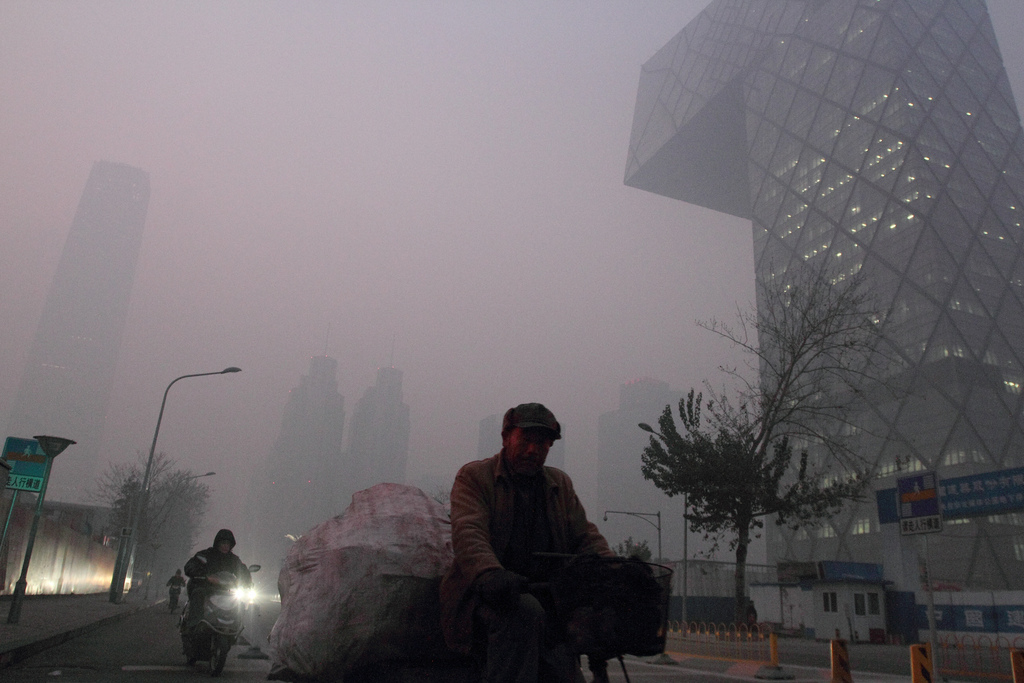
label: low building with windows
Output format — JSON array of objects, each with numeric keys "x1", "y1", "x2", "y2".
[
  {"x1": 751, "y1": 561, "x2": 888, "y2": 642},
  {"x1": 812, "y1": 562, "x2": 888, "y2": 643}
]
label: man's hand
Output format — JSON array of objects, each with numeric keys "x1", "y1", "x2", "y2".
[{"x1": 474, "y1": 569, "x2": 527, "y2": 607}]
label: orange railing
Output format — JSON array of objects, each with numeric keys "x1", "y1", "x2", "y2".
[
  {"x1": 664, "y1": 621, "x2": 773, "y2": 664},
  {"x1": 934, "y1": 634, "x2": 1024, "y2": 680}
]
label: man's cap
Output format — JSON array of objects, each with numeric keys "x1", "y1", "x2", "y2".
[{"x1": 502, "y1": 403, "x2": 561, "y2": 440}]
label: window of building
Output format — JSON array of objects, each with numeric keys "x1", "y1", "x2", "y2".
[
  {"x1": 854, "y1": 593, "x2": 866, "y2": 616},
  {"x1": 989, "y1": 514, "x2": 1024, "y2": 526},
  {"x1": 868, "y1": 593, "x2": 880, "y2": 615},
  {"x1": 816, "y1": 525, "x2": 836, "y2": 538},
  {"x1": 823, "y1": 592, "x2": 838, "y2": 613},
  {"x1": 1014, "y1": 538, "x2": 1024, "y2": 562},
  {"x1": 852, "y1": 518, "x2": 871, "y2": 534}
]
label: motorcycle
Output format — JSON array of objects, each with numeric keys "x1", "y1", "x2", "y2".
[{"x1": 180, "y1": 564, "x2": 261, "y2": 676}]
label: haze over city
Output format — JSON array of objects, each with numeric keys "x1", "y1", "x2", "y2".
[{"x1": 3, "y1": 0, "x2": 1024, "y2": 563}]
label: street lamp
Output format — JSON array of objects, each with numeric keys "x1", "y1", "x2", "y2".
[
  {"x1": 109, "y1": 367, "x2": 240, "y2": 603},
  {"x1": 7, "y1": 435, "x2": 75, "y2": 624},
  {"x1": 603, "y1": 509, "x2": 661, "y2": 564}
]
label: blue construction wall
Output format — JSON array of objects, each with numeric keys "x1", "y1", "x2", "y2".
[{"x1": 915, "y1": 592, "x2": 1024, "y2": 640}]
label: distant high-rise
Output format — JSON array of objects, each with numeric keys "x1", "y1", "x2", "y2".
[
  {"x1": 597, "y1": 378, "x2": 684, "y2": 559},
  {"x1": 347, "y1": 366, "x2": 410, "y2": 493},
  {"x1": 5, "y1": 161, "x2": 149, "y2": 501},
  {"x1": 626, "y1": 0, "x2": 1024, "y2": 587},
  {"x1": 477, "y1": 411, "x2": 566, "y2": 470},
  {"x1": 248, "y1": 355, "x2": 346, "y2": 566},
  {"x1": 477, "y1": 414, "x2": 502, "y2": 460}
]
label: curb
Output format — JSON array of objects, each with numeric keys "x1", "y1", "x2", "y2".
[{"x1": 0, "y1": 599, "x2": 165, "y2": 669}]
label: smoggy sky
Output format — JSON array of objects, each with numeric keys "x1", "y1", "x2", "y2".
[{"x1": 2, "y1": 1, "x2": 1023, "y2": 560}]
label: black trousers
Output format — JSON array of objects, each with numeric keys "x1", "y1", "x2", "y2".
[{"x1": 475, "y1": 593, "x2": 584, "y2": 683}]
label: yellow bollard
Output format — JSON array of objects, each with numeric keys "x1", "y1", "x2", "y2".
[
  {"x1": 910, "y1": 643, "x2": 932, "y2": 683},
  {"x1": 831, "y1": 639, "x2": 852, "y2": 683},
  {"x1": 770, "y1": 632, "x2": 779, "y2": 667},
  {"x1": 1012, "y1": 648, "x2": 1024, "y2": 683}
]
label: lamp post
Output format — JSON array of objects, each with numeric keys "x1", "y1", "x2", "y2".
[
  {"x1": 7, "y1": 435, "x2": 75, "y2": 624},
  {"x1": 682, "y1": 493, "x2": 689, "y2": 626},
  {"x1": 109, "y1": 367, "x2": 240, "y2": 603},
  {"x1": 603, "y1": 509, "x2": 661, "y2": 564}
]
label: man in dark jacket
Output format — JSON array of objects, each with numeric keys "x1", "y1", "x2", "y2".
[
  {"x1": 183, "y1": 529, "x2": 251, "y2": 628},
  {"x1": 440, "y1": 403, "x2": 613, "y2": 683}
]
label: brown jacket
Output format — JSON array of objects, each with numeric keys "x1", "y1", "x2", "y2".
[{"x1": 439, "y1": 452, "x2": 612, "y2": 654}]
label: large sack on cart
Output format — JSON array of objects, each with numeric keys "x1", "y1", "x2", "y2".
[{"x1": 268, "y1": 483, "x2": 457, "y2": 681}]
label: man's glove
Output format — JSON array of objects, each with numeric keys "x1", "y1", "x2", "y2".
[{"x1": 474, "y1": 569, "x2": 528, "y2": 607}]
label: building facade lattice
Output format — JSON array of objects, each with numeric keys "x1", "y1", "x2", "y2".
[{"x1": 626, "y1": 0, "x2": 1024, "y2": 589}]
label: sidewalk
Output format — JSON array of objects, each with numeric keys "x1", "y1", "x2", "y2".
[{"x1": 0, "y1": 593, "x2": 163, "y2": 668}]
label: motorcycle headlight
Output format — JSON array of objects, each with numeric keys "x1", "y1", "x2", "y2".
[{"x1": 232, "y1": 586, "x2": 258, "y2": 603}]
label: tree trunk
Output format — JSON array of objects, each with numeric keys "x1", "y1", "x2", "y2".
[{"x1": 733, "y1": 525, "x2": 750, "y2": 626}]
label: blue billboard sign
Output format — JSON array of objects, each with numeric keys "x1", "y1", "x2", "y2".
[
  {"x1": 877, "y1": 466, "x2": 1024, "y2": 525},
  {"x1": 939, "y1": 466, "x2": 1024, "y2": 519}
]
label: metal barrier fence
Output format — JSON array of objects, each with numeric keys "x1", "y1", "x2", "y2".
[
  {"x1": 659, "y1": 559, "x2": 777, "y2": 599},
  {"x1": 664, "y1": 621, "x2": 772, "y2": 664},
  {"x1": 935, "y1": 634, "x2": 1024, "y2": 680}
]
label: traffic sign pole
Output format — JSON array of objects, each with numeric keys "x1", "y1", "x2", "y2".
[
  {"x1": 6, "y1": 435, "x2": 75, "y2": 625},
  {"x1": 923, "y1": 534, "x2": 941, "y2": 680},
  {"x1": 896, "y1": 471, "x2": 944, "y2": 681},
  {"x1": 6, "y1": 455, "x2": 53, "y2": 623},
  {"x1": 0, "y1": 490, "x2": 18, "y2": 561}
]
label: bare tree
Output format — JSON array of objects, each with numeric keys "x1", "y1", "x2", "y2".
[
  {"x1": 639, "y1": 266, "x2": 893, "y2": 623},
  {"x1": 95, "y1": 451, "x2": 211, "y2": 588}
]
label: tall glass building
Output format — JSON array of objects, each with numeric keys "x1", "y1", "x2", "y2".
[
  {"x1": 5, "y1": 161, "x2": 149, "y2": 503},
  {"x1": 625, "y1": 0, "x2": 1024, "y2": 588}
]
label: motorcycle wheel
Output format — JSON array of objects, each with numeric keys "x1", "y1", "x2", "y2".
[{"x1": 209, "y1": 634, "x2": 230, "y2": 677}]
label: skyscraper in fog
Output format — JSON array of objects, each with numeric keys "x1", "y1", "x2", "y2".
[
  {"x1": 5, "y1": 161, "x2": 149, "y2": 501},
  {"x1": 626, "y1": 0, "x2": 1024, "y2": 587},
  {"x1": 248, "y1": 355, "x2": 346, "y2": 565},
  {"x1": 477, "y1": 414, "x2": 502, "y2": 460},
  {"x1": 597, "y1": 378, "x2": 683, "y2": 558},
  {"x1": 347, "y1": 366, "x2": 410, "y2": 492}
]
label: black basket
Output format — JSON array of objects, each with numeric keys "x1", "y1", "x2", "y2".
[{"x1": 548, "y1": 556, "x2": 672, "y2": 658}]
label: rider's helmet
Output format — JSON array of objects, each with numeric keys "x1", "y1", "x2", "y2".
[{"x1": 213, "y1": 529, "x2": 236, "y2": 550}]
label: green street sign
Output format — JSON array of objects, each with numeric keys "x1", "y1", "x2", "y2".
[{"x1": 2, "y1": 437, "x2": 48, "y2": 492}]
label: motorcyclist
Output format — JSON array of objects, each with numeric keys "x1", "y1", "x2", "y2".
[
  {"x1": 183, "y1": 529, "x2": 252, "y2": 629},
  {"x1": 166, "y1": 568, "x2": 187, "y2": 612}
]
